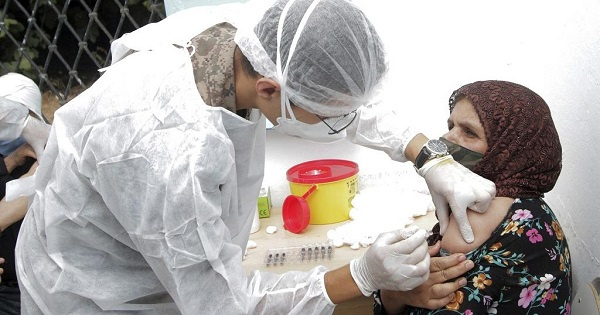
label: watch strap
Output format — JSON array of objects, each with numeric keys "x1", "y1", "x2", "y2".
[
  {"x1": 414, "y1": 140, "x2": 449, "y2": 170},
  {"x1": 414, "y1": 146, "x2": 431, "y2": 170}
]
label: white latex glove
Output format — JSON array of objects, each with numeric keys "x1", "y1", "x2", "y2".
[
  {"x1": 21, "y1": 115, "x2": 50, "y2": 161},
  {"x1": 418, "y1": 155, "x2": 496, "y2": 244},
  {"x1": 349, "y1": 227, "x2": 429, "y2": 296}
]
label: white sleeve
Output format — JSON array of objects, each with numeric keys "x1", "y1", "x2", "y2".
[
  {"x1": 345, "y1": 102, "x2": 419, "y2": 162},
  {"x1": 86, "y1": 56, "x2": 335, "y2": 314},
  {"x1": 246, "y1": 267, "x2": 335, "y2": 314},
  {"x1": 92, "y1": 129, "x2": 335, "y2": 314}
]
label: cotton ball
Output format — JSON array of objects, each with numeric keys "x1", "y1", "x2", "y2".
[
  {"x1": 243, "y1": 240, "x2": 258, "y2": 261},
  {"x1": 266, "y1": 226, "x2": 277, "y2": 234},
  {"x1": 326, "y1": 187, "x2": 429, "y2": 250},
  {"x1": 327, "y1": 229, "x2": 345, "y2": 247},
  {"x1": 427, "y1": 201, "x2": 436, "y2": 212},
  {"x1": 246, "y1": 240, "x2": 257, "y2": 249},
  {"x1": 348, "y1": 208, "x2": 360, "y2": 220},
  {"x1": 359, "y1": 236, "x2": 373, "y2": 247},
  {"x1": 333, "y1": 238, "x2": 344, "y2": 248},
  {"x1": 405, "y1": 192, "x2": 435, "y2": 217}
]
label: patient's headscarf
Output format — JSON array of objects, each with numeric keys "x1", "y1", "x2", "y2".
[{"x1": 449, "y1": 80, "x2": 562, "y2": 198}]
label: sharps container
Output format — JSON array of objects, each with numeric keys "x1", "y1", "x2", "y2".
[{"x1": 285, "y1": 159, "x2": 359, "y2": 227}]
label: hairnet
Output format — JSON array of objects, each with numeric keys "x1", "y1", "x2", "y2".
[
  {"x1": 235, "y1": 0, "x2": 387, "y2": 117},
  {"x1": 0, "y1": 96, "x2": 29, "y2": 140},
  {"x1": 0, "y1": 72, "x2": 43, "y2": 120}
]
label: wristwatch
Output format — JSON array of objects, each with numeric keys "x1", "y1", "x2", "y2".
[{"x1": 414, "y1": 139, "x2": 449, "y2": 170}]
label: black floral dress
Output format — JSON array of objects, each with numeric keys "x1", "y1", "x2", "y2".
[{"x1": 374, "y1": 198, "x2": 572, "y2": 315}]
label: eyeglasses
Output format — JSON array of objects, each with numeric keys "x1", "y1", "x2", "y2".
[{"x1": 317, "y1": 110, "x2": 358, "y2": 135}]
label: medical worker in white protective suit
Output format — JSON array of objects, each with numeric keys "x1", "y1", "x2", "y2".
[
  {"x1": 0, "y1": 73, "x2": 50, "y2": 163},
  {"x1": 0, "y1": 73, "x2": 51, "y2": 202},
  {"x1": 15, "y1": 0, "x2": 495, "y2": 313}
]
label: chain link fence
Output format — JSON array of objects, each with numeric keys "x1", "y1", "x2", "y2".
[{"x1": 1, "y1": 0, "x2": 166, "y2": 106}]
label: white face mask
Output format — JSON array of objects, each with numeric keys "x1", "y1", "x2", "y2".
[
  {"x1": 272, "y1": 100, "x2": 347, "y2": 143},
  {"x1": 273, "y1": 117, "x2": 346, "y2": 143}
]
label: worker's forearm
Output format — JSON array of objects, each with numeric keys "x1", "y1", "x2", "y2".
[
  {"x1": 323, "y1": 265, "x2": 363, "y2": 304},
  {"x1": 0, "y1": 196, "x2": 28, "y2": 231},
  {"x1": 404, "y1": 133, "x2": 429, "y2": 164}
]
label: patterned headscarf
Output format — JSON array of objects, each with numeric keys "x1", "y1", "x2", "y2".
[{"x1": 449, "y1": 80, "x2": 562, "y2": 198}]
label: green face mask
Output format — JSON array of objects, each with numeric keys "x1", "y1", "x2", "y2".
[{"x1": 439, "y1": 137, "x2": 484, "y2": 171}]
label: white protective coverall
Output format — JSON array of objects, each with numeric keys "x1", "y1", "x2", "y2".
[{"x1": 14, "y1": 1, "x2": 445, "y2": 314}]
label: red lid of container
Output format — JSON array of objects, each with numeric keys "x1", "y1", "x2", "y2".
[{"x1": 286, "y1": 159, "x2": 359, "y2": 184}]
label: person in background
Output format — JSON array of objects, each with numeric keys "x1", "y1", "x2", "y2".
[
  {"x1": 374, "y1": 80, "x2": 572, "y2": 314},
  {"x1": 0, "y1": 144, "x2": 38, "y2": 315},
  {"x1": 0, "y1": 73, "x2": 50, "y2": 162},
  {"x1": 15, "y1": 0, "x2": 495, "y2": 313},
  {"x1": 0, "y1": 72, "x2": 46, "y2": 315}
]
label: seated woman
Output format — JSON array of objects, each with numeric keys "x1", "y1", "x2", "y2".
[{"x1": 374, "y1": 80, "x2": 572, "y2": 314}]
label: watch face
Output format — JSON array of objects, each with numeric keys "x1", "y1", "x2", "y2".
[{"x1": 427, "y1": 139, "x2": 448, "y2": 155}]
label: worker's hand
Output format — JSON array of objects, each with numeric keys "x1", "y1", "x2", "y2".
[
  {"x1": 4, "y1": 143, "x2": 36, "y2": 173},
  {"x1": 419, "y1": 155, "x2": 496, "y2": 243},
  {"x1": 350, "y1": 227, "x2": 429, "y2": 296},
  {"x1": 379, "y1": 242, "x2": 474, "y2": 312},
  {"x1": 21, "y1": 115, "x2": 50, "y2": 162}
]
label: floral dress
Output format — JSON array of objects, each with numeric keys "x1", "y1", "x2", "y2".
[{"x1": 374, "y1": 198, "x2": 572, "y2": 315}]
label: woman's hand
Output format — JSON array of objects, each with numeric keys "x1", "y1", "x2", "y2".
[
  {"x1": 0, "y1": 257, "x2": 5, "y2": 283},
  {"x1": 23, "y1": 161, "x2": 39, "y2": 178},
  {"x1": 4, "y1": 143, "x2": 36, "y2": 173},
  {"x1": 379, "y1": 242, "x2": 474, "y2": 313}
]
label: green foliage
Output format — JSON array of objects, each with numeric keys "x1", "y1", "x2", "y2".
[
  {"x1": 0, "y1": 0, "x2": 165, "y2": 82},
  {"x1": 1, "y1": 16, "x2": 32, "y2": 76},
  {"x1": 0, "y1": 17, "x2": 23, "y2": 38}
]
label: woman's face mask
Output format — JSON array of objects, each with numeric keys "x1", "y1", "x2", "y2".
[{"x1": 439, "y1": 137, "x2": 484, "y2": 170}]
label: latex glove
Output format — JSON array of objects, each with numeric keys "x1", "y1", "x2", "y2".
[
  {"x1": 21, "y1": 115, "x2": 50, "y2": 162},
  {"x1": 418, "y1": 155, "x2": 496, "y2": 243},
  {"x1": 350, "y1": 227, "x2": 429, "y2": 296}
]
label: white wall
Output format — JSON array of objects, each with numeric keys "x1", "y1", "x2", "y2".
[
  {"x1": 164, "y1": 0, "x2": 248, "y2": 15},
  {"x1": 265, "y1": 0, "x2": 600, "y2": 296}
]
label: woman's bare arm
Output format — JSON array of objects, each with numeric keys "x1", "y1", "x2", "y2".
[{"x1": 441, "y1": 197, "x2": 515, "y2": 254}]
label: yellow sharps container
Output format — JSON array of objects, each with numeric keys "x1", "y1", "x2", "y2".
[{"x1": 285, "y1": 159, "x2": 358, "y2": 228}]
